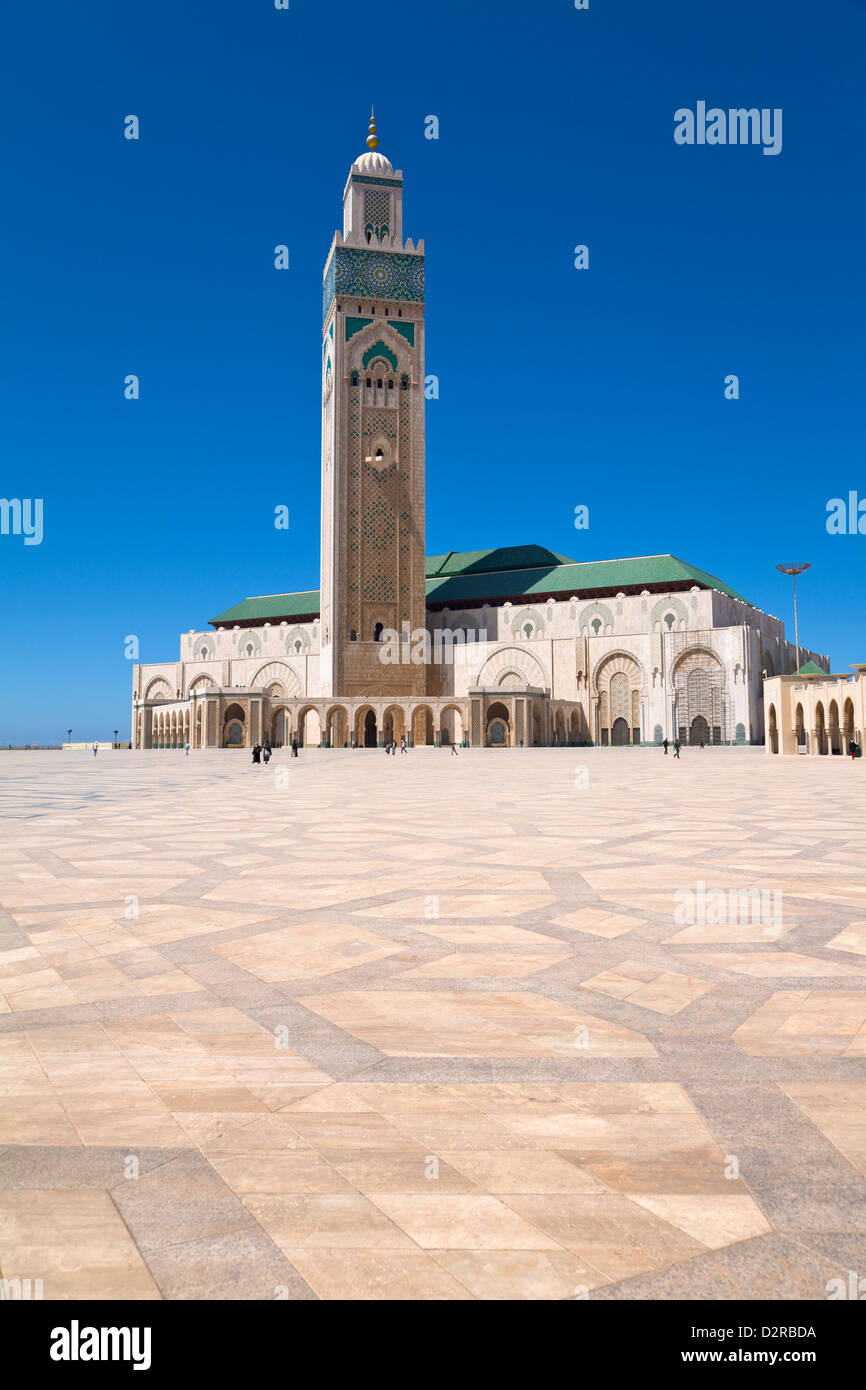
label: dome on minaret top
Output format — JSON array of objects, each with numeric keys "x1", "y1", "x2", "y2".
[{"x1": 352, "y1": 108, "x2": 393, "y2": 175}]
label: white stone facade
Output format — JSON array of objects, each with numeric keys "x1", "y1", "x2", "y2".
[{"x1": 132, "y1": 582, "x2": 827, "y2": 751}]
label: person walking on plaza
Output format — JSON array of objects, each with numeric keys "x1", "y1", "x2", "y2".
[
  {"x1": 252, "y1": 743, "x2": 262, "y2": 766},
  {"x1": 850, "y1": 739, "x2": 858, "y2": 761},
  {"x1": 93, "y1": 742, "x2": 98, "y2": 757},
  {"x1": 673, "y1": 738, "x2": 681, "y2": 759},
  {"x1": 450, "y1": 740, "x2": 459, "y2": 756},
  {"x1": 400, "y1": 736, "x2": 407, "y2": 754},
  {"x1": 262, "y1": 745, "x2": 271, "y2": 765},
  {"x1": 291, "y1": 735, "x2": 299, "y2": 758},
  {"x1": 662, "y1": 738, "x2": 669, "y2": 755},
  {"x1": 184, "y1": 741, "x2": 190, "y2": 757}
]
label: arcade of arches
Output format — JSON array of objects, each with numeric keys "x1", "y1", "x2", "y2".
[
  {"x1": 135, "y1": 691, "x2": 595, "y2": 750},
  {"x1": 763, "y1": 668, "x2": 866, "y2": 758},
  {"x1": 133, "y1": 650, "x2": 821, "y2": 753}
]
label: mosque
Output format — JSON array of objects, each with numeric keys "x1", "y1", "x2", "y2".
[{"x1": 131, "y1": 115, "x2": 828, "y2": 751}]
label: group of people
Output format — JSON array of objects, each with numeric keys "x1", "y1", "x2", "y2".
[
  {"x1": 383, "y1": 736, "x2": 459, "y2": 756},
  {"x1": 251, "y1": 736, "x2": 300, "y2": 765},
  {"x1": 661, "y1": 738, "x2": 683, "y2": 759}
]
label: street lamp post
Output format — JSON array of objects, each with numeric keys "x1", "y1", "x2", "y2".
[
  {"x1": 776, "y1": 564, "x2": 811, "y2": 675},
  {"x1": 67, "y1": 728, "x2": 72, "y2": 747},
  {"x1": 114, "y1": 729, "x2": 118, "y2": 750}
]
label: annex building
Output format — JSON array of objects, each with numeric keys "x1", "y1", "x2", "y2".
[
  {"x1": 132, "y1": 116, "x2": 827, "y2": 752},
  {"x1": 764, "y1": 664, "x2": 866, "y2": 756}
]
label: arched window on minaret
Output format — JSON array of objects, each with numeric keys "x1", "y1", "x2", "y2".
[{"x1": 350, "y1": 371, "x2": 359, "y2": 387}]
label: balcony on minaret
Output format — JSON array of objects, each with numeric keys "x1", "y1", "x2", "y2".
[{"x1": 364, "y1": 432, "x2": 395, "y2": 470}]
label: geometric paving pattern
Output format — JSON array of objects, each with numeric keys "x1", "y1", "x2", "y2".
[{"x1": 0, "y1": 748, "x2": 864, "y2": 1300}]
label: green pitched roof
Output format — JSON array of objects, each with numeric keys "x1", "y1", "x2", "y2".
[
  {"x1": 209, "y1": 553, "x2": 751, "y2": 627},
  {"x1": 425, "y1": 553, "x2": 750, "y2": 606},
  {"x1": 796, "y1": 660, "x2": 826, "y2": 675},
  {"x1": 425, "y1": 545, "x2": 575, "y2": 578},
  {"x1": 209, "y1": 590, "x2": 320, "y2": 625}
]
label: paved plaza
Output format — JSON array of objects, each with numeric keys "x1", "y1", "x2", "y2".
[{"x1": 0, "y1": 747, "x2": 864, "y2": 1301}]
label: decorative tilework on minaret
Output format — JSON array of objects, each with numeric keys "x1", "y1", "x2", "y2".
[{"x1": 319, "y1": 113, "x2": 427, "y2": 698}]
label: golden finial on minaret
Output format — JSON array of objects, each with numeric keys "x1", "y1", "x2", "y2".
[{"x1": 366, "y1": 106, "x2": 379, "y2": 152}]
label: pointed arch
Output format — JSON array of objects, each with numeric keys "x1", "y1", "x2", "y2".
[
  {"x1": 252, "y1": 662, "x2": 302, "y2": 697},
  {"x1": 475, "y1": 646, "x2": 548, "y2": 690}
]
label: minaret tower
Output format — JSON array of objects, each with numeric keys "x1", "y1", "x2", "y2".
[{"x1": 319, "y1": 111, "x2": 427, "y2": 698}]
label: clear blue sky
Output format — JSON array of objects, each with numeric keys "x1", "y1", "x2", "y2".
[{"x1": 1, "y1": 0, "x2": 864, "y2": 743}]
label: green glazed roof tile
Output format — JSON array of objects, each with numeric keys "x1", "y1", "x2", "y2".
[{"x1": 209, "y1": 552, "x2": 751, "y2": 626}]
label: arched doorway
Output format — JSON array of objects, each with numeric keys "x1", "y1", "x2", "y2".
[
  {"x1": 829, "y1": 701, "x2": 841, "y2": 754},
  {"x1": 768, "y1": 704, "x2": 779, "y2": 754},
  {"x1": 326, "y1": 706, "x2": 348, "y2": 749},
  {"x1": 486, "y1": 701, "x2": 510, "y2": 748},
  {"x1": 364, "y1": 709, "x2": 378, "y2": 748},
  {"x1": 412, "y1": 706, "x2": 434, "y2": 747},
  {"x1": 596, "y1": 654, "x2": 643, "y2": 748},
  {"x1": 795, "y1": 703, "x2": 806, "y2": 751},
  {"x1": 440, "y1": 706, "x2": 464, "y2": 747},
  {"x1": 673, "y1": 648, "x2": 726, "y2": 744},
  {"x1": 271, "y1": 707, "x2": 290, "y2": 747},
  {"x1": 382, "y1": 706, "x2": 406, "y2": 746},
  {"x1": 815, "y1": 702, "x2": 827, "y2": 755},
  {"x1": 223, "y1": 703, "x2": 246, "y2": 748},
  {"x1": 354, "y1": 706, "x2": 376, "y2": 748},
  {"x1": 690, "y1": 714, "x2": 710, "y2": 746},
  {"x1": 843, "y1": 698, "x2": 855, "y2": 753},
  {"x1": 296, "y1": 706, "x2": 320, "y2": 748},
  {"x1": 532, "y1": 702, "x2": 543, "y2": 746}
]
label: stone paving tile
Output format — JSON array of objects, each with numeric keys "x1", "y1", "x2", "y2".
[
  {"x1": 285, "y1": 1248, "x2": 472, "y2": 1300},
  {"x1": 778, "y1": 1082, "x2": 866, "y2": 1178},
  {"x1": 677, "y1": 951, "x2": 866, "y2": 979},
  {"x1": 0, "y1": 747, "x2": 864, "y2": 1300},
  {"x1": 827, "y1": 921, "x2": 866, "y2": 957},
  {"x1": 579, "y1": 961, "x2": 713, "y2": 1014},
  {"x1": 590, "y1": 1232, "x2": 856, "y2": 1301},
  {"x1": 0, "y1": 1189, "x2": 162, "y2": 1300},
  {"x1": 141, "y1": 1225, "x2": 317, "y2": 1301}
]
